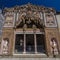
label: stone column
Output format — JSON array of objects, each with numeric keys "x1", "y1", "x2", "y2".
[
  {"x1": 23, "y1": 34, "x2": 26, "y2": 53},
  {"x1": 33, "y1": 25, "x2": 37, "y2": 53},
  {"x1": 34, "y1": 33, "x2": 37, "y2": 53}
]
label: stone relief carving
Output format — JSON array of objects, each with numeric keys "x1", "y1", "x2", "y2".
[
  {"x1": 4, "y1": 12, "x2": 14, "y2": 27},
  {"x1": 46, "y1": 14, "x2": 54, "y2": 24},
  {"x1": 44, "y1": 13, "x2": 57, "y2": 27},
  {"x1": 3, "y1": 3, "x2": 56, "y2": 28},
  {"x1": 16, "y1": 10, "x2": 43, "y2": 29}
]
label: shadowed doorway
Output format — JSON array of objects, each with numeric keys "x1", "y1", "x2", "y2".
[{"x1": 26, "y1": 34, "x2": 35, "y2": 53}]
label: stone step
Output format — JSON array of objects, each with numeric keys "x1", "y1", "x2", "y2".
[{"x1": 0, "y1": 58, "x2": 60, "y2": 60}]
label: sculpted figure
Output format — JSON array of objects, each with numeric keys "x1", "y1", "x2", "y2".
[
  {"x1": 2, "y1": 38, "x2": 9, "y2": 54},
  {"x1": 50, "y1": 38, "x2": 58, "y2": 56}
]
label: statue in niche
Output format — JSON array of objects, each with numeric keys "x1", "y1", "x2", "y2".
[
  {"x1": 50, "y1": 38, "x2": 58, "y2": 56},
  {"x1": 2, "y1": 38, "x2": 9, "y2": 54}
]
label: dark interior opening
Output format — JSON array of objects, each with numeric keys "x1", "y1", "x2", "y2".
[
  {"x1": 15, "y1": 34, "x2": 45, "y2": 54},
  {"x1": 15, "y1": 34, "x2": 24, "y2": 53},
  {"x1": 26, "y1": 34, "x2": 35, "y2": 53},
  {"x1": 36, "y1": 34, "x2": 45, "y2": 53}
]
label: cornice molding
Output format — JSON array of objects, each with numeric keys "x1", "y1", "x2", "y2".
[{"x1": 3, "y1": 3, "x2": 56, "y2": 13}]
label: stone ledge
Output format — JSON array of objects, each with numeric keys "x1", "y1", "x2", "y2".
[{"x1": 0, "y1": 58, "x2": 60, "y2": 60}]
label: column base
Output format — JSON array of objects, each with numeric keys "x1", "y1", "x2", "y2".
[
  {"x1": 35, "y1": 52, "x2": 38, "y2": 54},
  {"x1": 23, "y1": 52, "x2": 26, "y2": 54}
]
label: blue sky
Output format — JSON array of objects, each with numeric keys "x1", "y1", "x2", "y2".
[{"x1": 0, "y1": 0, "x2": 60, "y2": 12}]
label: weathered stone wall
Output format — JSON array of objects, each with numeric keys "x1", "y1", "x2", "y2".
[
  {"x1": 0, "y1": 3, "x2": 60, "y2": 57},
  {"x1": 1, "y1": 28, "x2": 14, "y2": 55},
  {"x1": 44, "y1": 28, "x2": 60, "y2": 56}
]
